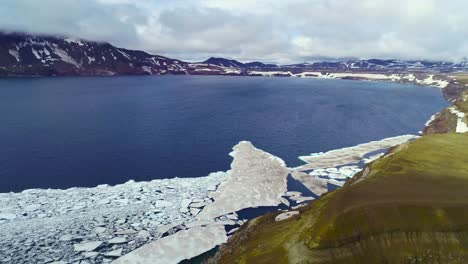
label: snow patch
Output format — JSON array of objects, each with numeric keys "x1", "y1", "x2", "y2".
[
  {"x1": 8, "y1": 49, "x2": 20, "y2": 62},
  {"x1": 51, "y1": 45, "x2": 80, "y2": 68},
  {"x1": 449, "y1": 107, "x2": 468, "y2": 133},
  {"x1": 116, "y1": 49, "x2": 132, "y2": 61},
  {"x1": 141, "y1": 66, "x2": 152, "y2": 74},
  {"x1": 417, "y1": 75, "x2": 449, "y2": 88},
  {"x1": 31, "y1": 48, "x2": 41, "y2": 60},
  {"x1": 64, "y1": 38, "x2": 85, "y2": 46}
]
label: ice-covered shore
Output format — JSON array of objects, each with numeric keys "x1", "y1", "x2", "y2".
[
  {"x1": 0, "y1": 172, "x2": 229, "y2": 263},
  {"x1": 0, "y1": 137, "x2": 417, "y2": 264}
]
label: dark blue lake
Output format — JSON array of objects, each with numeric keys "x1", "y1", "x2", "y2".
[{"x1": 0, "y1": 75, "x2": 447, "y2": 192}]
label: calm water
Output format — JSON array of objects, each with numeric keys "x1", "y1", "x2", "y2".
[{"x1": 0, "y1": 75, "x2": 447, "y2": 192}]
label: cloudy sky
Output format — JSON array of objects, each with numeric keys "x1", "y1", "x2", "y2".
[{"x1": 1, "y1": 0, "x2": 468, "y2": 63}]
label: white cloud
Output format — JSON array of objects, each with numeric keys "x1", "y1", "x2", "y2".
[{"x1": 1, "y1": 0, "x2": 467, "y2": 63}]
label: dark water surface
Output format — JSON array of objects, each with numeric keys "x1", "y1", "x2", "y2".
[{"x1": 0, "y1": 75, "x2": 447, "y2": 192}]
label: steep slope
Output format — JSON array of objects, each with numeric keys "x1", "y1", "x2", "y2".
[
  {"x1": 0, "y1": 32, "x2": 188, "y2": 76},
  {"x1": 210, "y1": 133, "x2": 468, "y2": 264}
]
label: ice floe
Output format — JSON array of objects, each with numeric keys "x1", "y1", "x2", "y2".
[
  {"x1": 197, "y1": 141, "x2": 289, "y2": 220},
  {"x1": 290, "y1": 171, "x2": 328, "y2": 196},
  {"x1": 0, "y1": 136, "x2": 419, "y2": 263},
  {"x1": 275, "y1": 211, "x2": 299, "y2": 222},
  {"x1": 295, "y1": 135, "x2": 417, "y2": 171},
  {"x1": 290, "y1": 135, "x2": 418, "y2": 193},
  {"x1": 0, "y1": 172, "x2": 228, "y2": 263},
  {"x1": 113, "y1": 226, "x2": 227, "y2": 264}
]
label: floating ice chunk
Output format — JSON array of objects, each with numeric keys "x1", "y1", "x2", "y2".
[
  {"x1": 280, "y1": 197, "x2": 290, "y2": 207},
  {"x1": 190, "y1": 207, "x2": 201, "y2": 216},
  {"x1": 0, "y1": 213, "x2": 16, "y2": 220},
  {"x1": 327, "y1": 179, "x2": 345, "y2": 187},
  {"x1": 197, "y1": 141, "x2": 289, "y2": 220},
  {"x1": 275, "y1": 211, "x2": 299, "y2": 221},
  {"x1": 227, "y1": 227, "x2": 239, "y2": 235},
  {"x1": 104, "y1": 248, "x2": 122, "y2": 257},
  {"x1": 285, "y1": 191, "x2": 302, "y2": 198},
  {"x1": 293, "y1": 197, "x2": 315, "y2": 203},
  {"x1": 73, "y1": 241, "x2": 103, "y2": 252},
  {"x1": 113, "y1": 226, "x2": 227, "y2": 264},
  {"x1": 296, "y1": 135, "x2": 417, "y2": 171},
  {"x1": 362, "y1": 153, "x2": 385, "y2": 164},
  {"x1": 190, "y1": 201, "x2": 210, "y2": 208},
  {"x1": 157, "y1": 222, "x2": 182, "y2": 235},
  {"x1": 108, "y1": 237, "x2": 127, "y2": 244},
  {"x1": 154, "y1": 200, "x2": 173, "y2": 207},
  {"x1": 291, "y1": 171, "x2": 328, "y2": 196}
]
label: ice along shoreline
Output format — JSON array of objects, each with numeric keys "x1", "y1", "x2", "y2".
[{"x1": 0, "y1": 135, "x2": 419, "y2": 264}]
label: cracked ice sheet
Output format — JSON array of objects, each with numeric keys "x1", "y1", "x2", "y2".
[
  {"x1": 113, "y1": 225, "x2": 227, "y2": 264},
  {"x1": 197, "y1": 141, "x2": 289, "y2": 220},
  {"x1": 295, "y1": 135, "x2": 417, "y2": 172}
]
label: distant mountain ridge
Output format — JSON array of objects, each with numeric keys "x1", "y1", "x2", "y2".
[
  {"x1": 202, "y1": 57, "x2": 278, "y2": 68},
  {"x1": 1, "y1": 32, "x2": 467, "y2": 76}
]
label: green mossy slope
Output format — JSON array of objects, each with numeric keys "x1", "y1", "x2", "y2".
[{"x1": 211, "y1": 134, "x2": 468, "y2": 264}]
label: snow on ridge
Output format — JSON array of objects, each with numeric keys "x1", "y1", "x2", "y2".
[
  {"x1": 8, "y1": 49, "x2": 20, "y2": 62},
  {"x1": 64, "y1": 38, "x2": 85, "y2": 46},
  {"x1": 116, "y1": 49, "x2": 133, "y2": 61},
  {"x1": 249, "y1": 70, "x2": 293, "y2": 76},
  {"x1": 141, "y1": 66, "x2": 152, "y2": 74},
  {"x1": 449, "y1": 107, "x2": 468, "y2": 133},
  {"x1": 246, "y1": 71, "x2": 450, "y2": 89},
  {"x1": 51, "y1": 45, "x2": 80, "y2": 68},
  {"x1": 416, "y1": 74, "x2": 449, "y2": 88},
  {"x1": 425, "y1": 113, "x2": 438, "y2": 127},
  {"x1": 87, "y1": 56, "x2": 96, "y2": 64},
  {"x1": 31, "y1": 47, "x2": 41, "y2": 60}
]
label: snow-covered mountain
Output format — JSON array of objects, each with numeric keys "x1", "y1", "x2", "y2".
[
  {"x1": 0, "y1": 32, "x2": 188, "y2": 76},
  {"x1": 1, "y1": 32, "x2": 467, "y2": 77}
]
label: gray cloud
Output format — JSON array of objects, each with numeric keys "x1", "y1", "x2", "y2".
[{"x1": 1, "y1": 0, "x2": 467, "y2": 63}]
